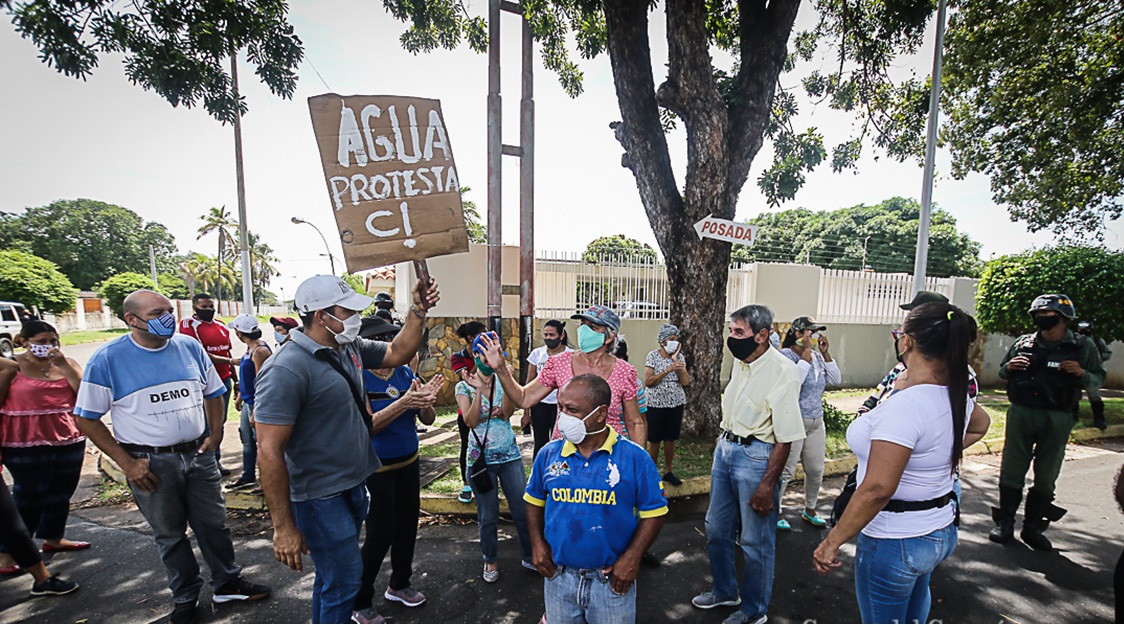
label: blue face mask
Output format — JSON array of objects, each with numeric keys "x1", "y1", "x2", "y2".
[
  {"x1": 145, "y1": 313, "x2": 176, "y2": 339},
  {"x1": 274, "y1": 331, "x2": 287, "y2": 344}
]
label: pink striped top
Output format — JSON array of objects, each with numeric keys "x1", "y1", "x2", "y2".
[{"x1": 0, "y1": 373, "x2": 85, "y2": 447}]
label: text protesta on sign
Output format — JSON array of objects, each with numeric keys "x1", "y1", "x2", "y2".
[{"x1": 308, "y1": 94, "x2": 469, "y2": 272}]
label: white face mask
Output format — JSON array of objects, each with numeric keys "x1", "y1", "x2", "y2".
[
  {"x1": 28, "y1": 343, "x2": 53, "y2": 358},
  {"x1": 557, "y1": 405, "x2": 607, "y2": 444},
  {"x1": 664, "y1": 340, "x2": 680, "y2": 353},
  {"x1": 325, "y1": 311, "x2": 361, "y2": 344}
]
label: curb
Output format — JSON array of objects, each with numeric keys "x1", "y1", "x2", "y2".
[{"x1": 98, "y1": 422, "x2": 1124, "y2": 517}]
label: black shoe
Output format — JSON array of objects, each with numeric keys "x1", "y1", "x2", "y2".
[
  {"x1": 214, "y1": 577, "x2": 271, "y2": 603},
  {"x1": 1021, "y1": 523, "x2": 1053, "y2": 552},
  {"x1": 988, "y1": 519, "x2": 1015, "y2": 543},
  {"x1": 218, "y1": 466, "x2": 233, "y2": 477},
  {"x1": 170, "y1": 600, "x2": 197, "y2": 624},
  {"x1": 30, "y1": 576, "x2": 78, "y2": 596},
  {"x1": 226, "y1": 477, "x2": 256, "y2": 490},
  {"x1": 663, "y1": 471, "x2": 683, "y2": 487},
  {"x1": 640, "y1": 550, "x2": 661, "y2": 568}
]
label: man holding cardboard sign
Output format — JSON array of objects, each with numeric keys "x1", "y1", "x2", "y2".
[{"x1": 308, "y1": 94, "x2": 470, "y2": 272}]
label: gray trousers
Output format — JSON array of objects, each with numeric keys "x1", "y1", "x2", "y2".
[
  {"x1": 128, "y1": 449, "x2": 241, "y2": 604},
  {"x1": 779, "y1": 417, "x2": 827, "y2": 513}
]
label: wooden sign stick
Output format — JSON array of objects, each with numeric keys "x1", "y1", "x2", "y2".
[{"x1": 413, "y1": 259, "x2": 432, "y2": 291}]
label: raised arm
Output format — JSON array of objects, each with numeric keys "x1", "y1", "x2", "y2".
[
  {"x1": 383, "y1": 277, "x2": 440, "y2": 368},
  {"x1": 479, "y1": 333, "x2": 551, "y2": 409}
]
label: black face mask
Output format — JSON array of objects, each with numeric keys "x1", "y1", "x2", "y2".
[
  {"x1": 1034, "y1": 315, "x2": 1061, "y2": 331},
  {"x1": 894, "y1": 336, "x2": 907, "y2": 366},
  {"x1": 544, "y1": 338, "x2": 562, "y2": 350},
  {"x1": 195, "y1": 309, "x2": 215, "y2": 322},
  {"x1": 726, "y1": 335, "x2": 760, "y2": 361}
]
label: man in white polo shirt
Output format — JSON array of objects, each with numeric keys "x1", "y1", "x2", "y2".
[{"x1": 74, "y1": 290, "x2": 270, "y2": 624}]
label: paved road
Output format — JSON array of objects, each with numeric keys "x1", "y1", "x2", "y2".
[{"x1": 0, "y1": 435, "x2": 1119, "y2": 624}]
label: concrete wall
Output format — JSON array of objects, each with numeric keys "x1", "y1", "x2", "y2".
[
  {"x1": 395, "y1": 244, "x2": 523, "y2": 318},
  {"x1": 753, "y1": 263, "x2": 821, "y2": 322}
]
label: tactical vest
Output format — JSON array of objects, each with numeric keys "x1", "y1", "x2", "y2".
[{"x1": 1006, "y1": 333, "x2": 1085, "y2": 410}]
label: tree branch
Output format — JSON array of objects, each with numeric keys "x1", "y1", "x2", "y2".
[
  {"x1": 660, "y1": 0, "x2": 731, "y2": 222},
  {"x1": 602, "y1": 0, "x2": 684, "y2": 240},
  {"x1": 727, "y1": 0, "x2": 802, "y2": 208}
]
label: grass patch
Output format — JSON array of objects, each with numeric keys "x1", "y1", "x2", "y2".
[
  {"x1": 426, "y1": 469, "x2": 466, "y2": 494},
  {"x1": 824, "y1": 388, "x2": 871, "y2": 399},
  {"x1": 976, "y1": 395, "x2": 1124, "y2": 437},
  {"x1": 60, "y1": 328, "x2": 128, "y2": 346}
]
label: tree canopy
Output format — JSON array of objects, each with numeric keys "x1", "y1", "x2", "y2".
[
  {"x1": 976, "y1": 246, "x2": 1124, "y2": 344},
  {"x1": 0, "y1": 250, "x2": 76, "y2": 314},
  {"x1": 583, "y1": 235, "x2": 658, "y2": 263},
  {"x1": 2, "y1": 0, "x2": 303, "y2": 123},
  {"x1": 731, "y1": 197, "x2": 982, "y2": 277},
  {"x1": 96, "y1": 272, "x2": 159, "y2": 320},
  {"x1": 941, "y1": 0, "x2": 1124, "y2": 238},
  {"x1": 0, "y1": 199, "x2": 178, "y2": 291}
]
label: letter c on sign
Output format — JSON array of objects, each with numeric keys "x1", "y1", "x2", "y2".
[{"x1": 365, "y1": 210, "x2": 401, "y2": 238}]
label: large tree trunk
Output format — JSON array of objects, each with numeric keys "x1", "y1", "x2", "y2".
[{"x1": 603, "y1": 0, "x2": 799, "y2": 437}]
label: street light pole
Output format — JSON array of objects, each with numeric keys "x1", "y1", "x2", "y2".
[
  {"x1": 912, "y1": 0, "x2": 949, "y2": 296},
  {"x1": 291, "y1": 217, "x2": 337, "y2": 275}
]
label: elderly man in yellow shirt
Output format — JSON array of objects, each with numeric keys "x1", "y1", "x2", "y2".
[{"x1": 691, "y1": 304, "x2": 805, "y2": 625}]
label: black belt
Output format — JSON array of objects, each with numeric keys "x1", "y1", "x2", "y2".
[
  {"x1": 721, "y1": 430, "x2": 760, "y2": 446},
  {"x1": 120, "y1": 437, "x2": 204, "y2": 455},
  {"x1": 885, "y1": 491, "x2": 957, "y2": 513}
]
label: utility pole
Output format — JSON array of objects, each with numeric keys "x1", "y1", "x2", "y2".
[
  {"x1": 487, "y1": 0, "x2": 536, "y2": 373},
  {"x1": 149, "y1": 244, "x2": 159, "y2": 288},
  {"x1": 232, "y1": 51, "x2": 255, "y2": 315},
  {"x1": 912, "y1": 0, "x2": 948, "y2": 296}
]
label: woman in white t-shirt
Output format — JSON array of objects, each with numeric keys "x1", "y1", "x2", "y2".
[
  {"x1": 520, "y1": 320, "x2": 572, "y2": 458},
  {"x1": 813, "y1": 302, "x2": 990, "y2": 624}
]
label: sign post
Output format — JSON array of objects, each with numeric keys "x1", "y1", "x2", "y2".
[
  {"x1": 693, "y1": 214, "x2": 758, "y2": 247},
  {"x1": 308, "y1": 94, "x2": 470, "y2": 278}
]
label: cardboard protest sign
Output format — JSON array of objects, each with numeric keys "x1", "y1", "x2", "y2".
[{"x1": 308, "y1": 94, "x2": 469, "y2": 273}]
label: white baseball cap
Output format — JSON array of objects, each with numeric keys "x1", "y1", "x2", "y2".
[
  {"x1": 295, "y1": 275, "x2": 374, "y2": 314},
  {"x1": 229, "y1": 314, "x2": 259, "y2": 333}
]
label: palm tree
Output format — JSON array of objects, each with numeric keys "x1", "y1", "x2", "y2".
[
  {"x1": 200, "y1": 257, "x2": 239, "y2": 299},
  {"x1": 247, "y1": 232, "x2": 279, "y2": 301},
  {"x1": 179, "y1": 253, "x2": 209, "y2": 298},
  {"x1": 197, "y1": 206, "x2": 238, "y2": 314}
]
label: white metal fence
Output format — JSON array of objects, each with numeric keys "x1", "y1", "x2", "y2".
[
  {"x1": 816, "y1": 269, "x2": 952, "y2": 324},
  {"x1": 535, "y1": 251, "x2": 964, "y2": 325}
]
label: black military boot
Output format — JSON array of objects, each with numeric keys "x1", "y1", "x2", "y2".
[
  {"x1": 1092, "y1": 399, "x2": 1107, "y2": 430},
  {"x1": 1021, "y1": 491, "x2": 1067, "y2": 552},
  {"x1": 988, "y1": 486, "x2": 1021, "y2": 543}
]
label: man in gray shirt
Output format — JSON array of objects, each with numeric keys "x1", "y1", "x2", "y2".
[{"x1": 254, "y1": 274, "x2": 439, "y2": 625}]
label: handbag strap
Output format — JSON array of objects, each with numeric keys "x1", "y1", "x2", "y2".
[{"x1": 316, "y1": 349, "x2": 373, "y2": 435}]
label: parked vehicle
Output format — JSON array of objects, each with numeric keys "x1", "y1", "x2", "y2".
[{"x1": 0, "y1": 301, "x2": 29, "y2": 359}]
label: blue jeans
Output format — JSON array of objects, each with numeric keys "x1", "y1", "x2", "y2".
[
  {"x1": 544, "y1": 566, "x2": 637, "y2": 624},
  {"x1": 704, "y1": 437, "x2": 779, "y2": 621},
  {"x1": 238, "y1": 402, "x2": 257, "y2": 482},
  {"x1": 470, "y1": 458, "x2": 532, "y2": 563},
  {"x1": 127, "y1": 450, "x2": 241, "y2": 604},
  {"x1": 292, "y1": 484, "x2": 370, "y2": 624},
  {"x1": 855, "y1": 524, "x2": 958, "y2": 624}
]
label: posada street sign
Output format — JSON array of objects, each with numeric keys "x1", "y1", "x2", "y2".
[
  {"x1": 308, "y1": 94, "x2": 470, "y2": 273},
  {"x1": 693, "y1": 214, "x2": 758, "y2": 246}
]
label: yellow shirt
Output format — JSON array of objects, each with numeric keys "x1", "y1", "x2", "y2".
[{"x1": 720, "y1": 347, "x2": 806, "y2": 444}]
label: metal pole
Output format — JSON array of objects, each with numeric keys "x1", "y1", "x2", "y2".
[
  {"x1": 518, "y1": 13, "x2": 535, "y2": 383},
  {"x1": 149, "y1": 244, "x2": 159, "y2": 288},
  {"x1": 912, "y1": 0, "x2": 948, "y2": 296},
  {"x1": 486, "y1": 0, "x2": 503, "y2": 335},
  {"x1": 232, "y1": 53, "x2": 255, "y2": 313}
]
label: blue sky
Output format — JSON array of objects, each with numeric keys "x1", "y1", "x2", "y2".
[{"x1": 1, "y1": 1, "x2": 1118, "y2": 299}]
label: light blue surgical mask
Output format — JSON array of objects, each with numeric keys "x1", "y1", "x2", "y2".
[
  {"x1": 577, "y1": 325, "x2": 607, "y2": 353},
  {"x1": 274, "y1": 331, "x2": 287, "y2": 344}
]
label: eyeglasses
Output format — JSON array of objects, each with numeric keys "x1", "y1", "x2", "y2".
[{"x1": 890, "y1": 328, "x2": 907, "y2": 341}]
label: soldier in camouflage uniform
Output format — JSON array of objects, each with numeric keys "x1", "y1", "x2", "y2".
[{"x1": 990, "y1": 294, "x2": 1107, "y2": 551}]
